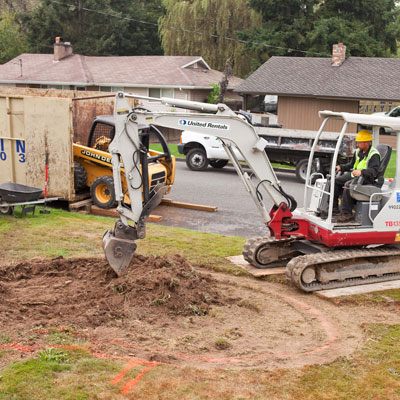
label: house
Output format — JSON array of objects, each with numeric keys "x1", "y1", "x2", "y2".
[
  {"x1": 236, "y1": 43, "x2": 400, "y2": 133},
  {"x1": 0, "y1": 38, "x2": 243, "y2": 108}
]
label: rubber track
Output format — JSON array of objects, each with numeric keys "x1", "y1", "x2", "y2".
[
  {"x1": 242, "y1": 236, "x2": 294, "y2": 268},
  {"x1": 286, "y1": 247, "x2": 400, "y2": 292}
]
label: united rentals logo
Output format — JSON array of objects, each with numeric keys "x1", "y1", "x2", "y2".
[{"x1": 178, "y1": 119, "x2": 229, "y2": 130}]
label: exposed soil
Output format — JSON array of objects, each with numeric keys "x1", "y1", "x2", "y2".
[
  {"x1": 0, "y1": 254, "x2": 230, "y2": 328},
  {"x1": 1, "y1": 254, "x2": 400, "y2": 370}
]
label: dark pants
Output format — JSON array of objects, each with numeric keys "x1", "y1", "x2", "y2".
[{"x1": 334, "y1": 172, "x2": 357, "y2": 214}]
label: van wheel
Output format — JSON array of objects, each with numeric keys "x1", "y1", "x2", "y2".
[
  {"x1": 90, "y1": 176, "x2": 117, "y2": 209},
  {"x1": 209, "y1": 159, "x2": 228, "y2": 169},
  {"x1": 74, "y1": 161, "x2": 87, "y2": 192},
  {"x1": 186, "y1": 148, "x2": 209, "y2": 171}
]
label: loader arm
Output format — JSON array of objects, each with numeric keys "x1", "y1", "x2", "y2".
[{"x1": 103, "y1": 92, "x2": 295, "y2": 275}]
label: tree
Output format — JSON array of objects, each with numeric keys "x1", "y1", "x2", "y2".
[
  {"x1": 108, "y1": 0, "x2": 165, "y2": 55},
  {"x1": 0, "y1": 11, "x2": 28, "y2": 63},
  {"x1": 0, "y1": 0, "x2": 38, "y2": 13},
  {"x1": 159, "y1": 0, "x2": 262, "y2": 76},
  {"x1": 308, "y1": 0, "x2": 400, "y2": 56},
  {"x1": 216, "y1": 57, "x2": 233, "y2": 104},
  {"x1": 238, "y1": 0, "x2": 318, "y2": 69},
  {"x1": 21, "y1": 0, "x2": 164, "y2": 56},
  {"x1": 241, "y1": 0, "x2": 400, "y2": 71}
]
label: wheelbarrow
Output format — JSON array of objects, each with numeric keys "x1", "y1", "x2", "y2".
[{"x1": 0, "y1": 182, "x2": 59, "y2": 217}]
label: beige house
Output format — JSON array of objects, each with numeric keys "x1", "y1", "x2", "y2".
[
  {"x1": 0, "y1": 39, "x2": 243, "y2": 108},
  {"x1": 236, "y1": 43, "x2": 400, "y2": 133}
]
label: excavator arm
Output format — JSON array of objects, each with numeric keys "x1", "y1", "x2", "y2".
[{"x1": 103, "y1": 92, "x2": 295, "y2": 275}]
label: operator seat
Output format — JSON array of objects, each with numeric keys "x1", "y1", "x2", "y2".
[{"x1": 349, "y1": 144, "x2": 392, "y2": 201}]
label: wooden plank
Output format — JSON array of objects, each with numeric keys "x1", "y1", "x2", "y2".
[
  {"x1": 90, "y1": 206, "x2": 117, "y2": 217},
  {"x1": 148, "y1": 214, "x2": 163, "y2": 222},
  {"x1": 161, "y1": 198, "x2": 217, "y2": 212},
  {"x1": 226, "y1": 255, "x2": 286, "y2": 277},
  {"x1": 71, "y1": 192, "x2": 90, "y2": 201},
  {"x1": 316, "y1": 280, "x2": 400, "y2": 298},
  {"x1": 90, "y1": 205, "x2": 163, "y2": 222},
  {"x1": 69, "y1": 198, "x2": 92, "y2": 209}
]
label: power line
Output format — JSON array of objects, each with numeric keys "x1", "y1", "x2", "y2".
[{"x1": 48, "y1": 0, "x2": 330, "y2": 57}]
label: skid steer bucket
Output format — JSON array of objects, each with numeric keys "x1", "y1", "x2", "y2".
[{"x1": 103, "y1": 229, "x2": 137, "y2": 276}]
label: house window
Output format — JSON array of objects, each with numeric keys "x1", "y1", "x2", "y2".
[
  {"x1": 40, "y1": 84, "x2": 70, "y2": 90},
  {"x1": 75, "y1": 86, "x2": 86, "y2": 91},
  {"x1": 149, "y1": 88, "x2": 174, "y2": 100},
  {"x1": 100, "y1": 87, "x2": 112, "y2": 92},
  {"x1": 111, "y1": 87, "x2": 124, "y2": 92}
]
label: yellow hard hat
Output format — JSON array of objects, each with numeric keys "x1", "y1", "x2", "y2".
[{"x1": 356, "y1": 130, "x2": 373, "y2": 142}]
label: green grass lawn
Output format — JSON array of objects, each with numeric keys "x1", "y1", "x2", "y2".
[
  {"x1": 0, "y1": 208, "x2": 246, "y2": 272},
  {"x1": 385, "y1": 150, "x2": 396, "y2": 178},
  {"x1": 150, "y1": 143, "x2": 182, "y2": 158}
]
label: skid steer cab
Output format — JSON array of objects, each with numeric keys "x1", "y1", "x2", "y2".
[{"x1": 72, "y1": 114, "x2": 175, "y2": 209}]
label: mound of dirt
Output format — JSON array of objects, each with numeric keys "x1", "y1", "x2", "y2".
[{"x1": 0, "y1": 254, "x2": 230, "y2": 329}]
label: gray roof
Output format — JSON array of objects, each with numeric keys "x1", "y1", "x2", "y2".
[
  {"x1": 0, "y1": 54, "x2": 243, "y2": 89},
  {"x1": 236, "y1": 56, "x2": 400, "y2": 101}
]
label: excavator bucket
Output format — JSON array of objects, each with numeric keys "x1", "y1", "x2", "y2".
[{"x1": 103, "y1": 229, "x2": 137, "y2": 276}]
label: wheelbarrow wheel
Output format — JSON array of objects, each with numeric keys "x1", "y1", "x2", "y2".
[
  {"x1": 90, "y1": 176, "x2": 117, "y2": 209},
  {"x1": 0, "y1": 204, "x2": 12, "y2": 215}
]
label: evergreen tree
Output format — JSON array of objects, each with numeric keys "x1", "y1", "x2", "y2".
[
  {"x1": 238, "y1": 0, "x2": 318, "y2": 68},
  {"x1": 0, "y1": 0, "x2": 38, "y2": 13},
  {"x1": 159, "y1": 0, "x2": 262, "y2": 76},
  {"x1": 21, "y1": 0, "x2": 164, "y2": 56},
  {"x1": 0, "y1": 11, "x2": 28, "y2": 63},
  {"x1": 308, "y1": 0, "x2": 400, "y2": 56},
  {"x1": 241, "y1": 0, "x2": 399, "y2": 70}
]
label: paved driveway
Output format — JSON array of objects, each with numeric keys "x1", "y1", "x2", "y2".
[{"x1": 154, "y1": 161, "x2": 304, "y2": 238}]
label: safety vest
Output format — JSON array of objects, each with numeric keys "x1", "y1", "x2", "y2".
[{"x1": 353, "y1": 146, "x2": 380, "y2": 172}]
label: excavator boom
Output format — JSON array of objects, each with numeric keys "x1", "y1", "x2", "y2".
[{"x1": 103, "y1": 92, "x2": 294, "y2": 275}]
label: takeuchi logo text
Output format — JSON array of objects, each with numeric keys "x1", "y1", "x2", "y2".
[{"x1": 178, "y1": 119, "x2": 229, "y2": 130}]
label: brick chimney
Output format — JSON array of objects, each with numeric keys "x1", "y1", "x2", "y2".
[
  {"x1": 54, "y1": 37, "x2": 73, "y2": 61},
  {"x1": 332, "y1": 43, "x2": 346, "y2": 67}
]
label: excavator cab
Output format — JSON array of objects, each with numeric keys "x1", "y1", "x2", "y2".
[{"x1": 303, "y1": 111, "x2": 397, "y2": 229}]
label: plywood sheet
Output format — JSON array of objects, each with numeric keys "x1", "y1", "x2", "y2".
[
  {"x1": 24, "y1": 96, "x2": 73, "y2": 199},
  {"x1": 226, "y1": 255, "x2": 286, "y2": 276},
  {"x1": 316, "y1": 280, "x2": 400, "y2": 298}
]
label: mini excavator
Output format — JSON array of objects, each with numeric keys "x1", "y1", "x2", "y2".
[{"x1": 103, "y1": 92, "x2": 400, "y2": 292}]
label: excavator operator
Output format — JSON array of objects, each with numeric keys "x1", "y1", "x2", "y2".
[{"x1": 334, "y1": 130, "x2": 380, "y2": 222}]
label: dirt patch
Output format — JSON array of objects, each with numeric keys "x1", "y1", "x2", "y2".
[
  {"x1": 1, "y1": 254, "x2": 400, "y2": 370},
  {"x1": 0, "y1": 254, "x2": 230, "y2": 329}
]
